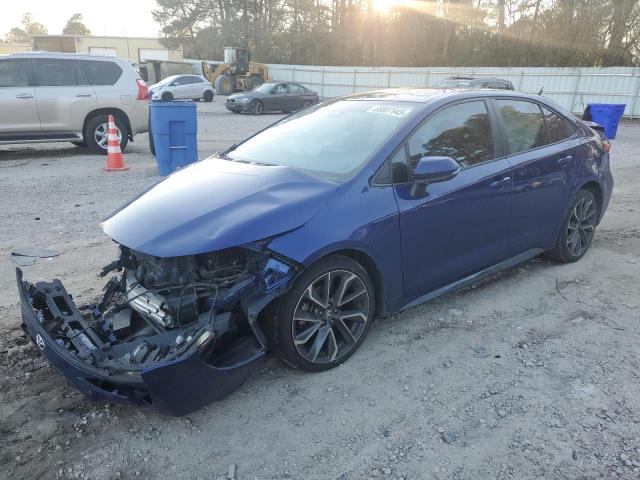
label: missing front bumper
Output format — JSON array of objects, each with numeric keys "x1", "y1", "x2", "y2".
[{"x1": 16, "y1": 268, "x2": 265, "y2": 416}]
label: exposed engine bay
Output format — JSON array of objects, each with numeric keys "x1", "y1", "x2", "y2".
[{"x1": 17, "y1": 243, "x2": 296, "y2": 414}]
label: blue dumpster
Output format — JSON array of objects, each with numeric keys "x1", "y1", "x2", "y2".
[
  {"x1": 584, "y1": 103, "x2": 626, "y2": 139},
  {"x1": 150, "y1": 101, "x2": 198, "y2": 175}
]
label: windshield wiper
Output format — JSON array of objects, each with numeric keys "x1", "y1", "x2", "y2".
[{"x1": 218, "y1": 144, "x2": 238, "y2": 159}]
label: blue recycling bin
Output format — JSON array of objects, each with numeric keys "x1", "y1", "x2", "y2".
[
  {"x1": 150, "y1": 101, "x2": 198, "y2": 175},
  {"x1": 584, "y1": 103, "x2": 626, "y2": 139}
]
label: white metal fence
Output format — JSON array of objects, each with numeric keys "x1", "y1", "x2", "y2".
[{"x1": 268, "y1": 64, "x2": 640, "y2": 118}]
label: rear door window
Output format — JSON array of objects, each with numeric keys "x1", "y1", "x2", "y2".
[
  {"x1": 34, "y1": 59, "x2": 80, "y2": 87},
  {"x1": 80, "y1": 60, "x2": 122, "y2": 86},
  {"x1": 288, "y1": 84, "x2": 304, "y2": 93},
  {"x1": 0, "y1": 59, "x2": 32, "y2": 87},
  {"x1": 407, "y1": 100, "x2": 495, "y2": 169},
  {"x1": 496, "y1": 99, "x2": 547, "y2": 154}
]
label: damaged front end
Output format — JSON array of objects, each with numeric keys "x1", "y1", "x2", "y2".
[{"x1": 16, "y1": 243, "x2": 297, "y2": 415}]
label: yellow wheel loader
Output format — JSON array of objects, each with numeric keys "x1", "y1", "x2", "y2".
[{"x1": 202, "y1": 47, "x2": 271, "y2": 95}]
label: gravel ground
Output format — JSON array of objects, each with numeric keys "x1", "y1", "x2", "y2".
[{"x1": 1, "y1": 101, "x2": 639, "y2": 480}]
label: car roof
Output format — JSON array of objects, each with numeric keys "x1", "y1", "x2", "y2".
[
  {"x1": 342, "y1": 88, "x2": 545, "y2": 104},
  {"x1": 445, "y1": 76, "x2": 477, "y2": 80},
  {"x1": 442, "y1": 76, "x2": 511, "y2": 82}
]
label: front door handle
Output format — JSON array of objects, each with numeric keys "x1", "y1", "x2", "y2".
[
  {"x1": 557, "y1": 155, "x2": 573, "y2": 166},
  {"x1": 76, "y1": 93, "x2": 92, "y2": 98},
  {"x1": 489, "y1": 176, "x2": 511, "y2": 189},
  {"x1": 16, "y1": 93, "x2": 33, "y2": 99}
]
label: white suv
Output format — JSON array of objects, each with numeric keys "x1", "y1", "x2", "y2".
[{"x1": 0, "y1": 52, "x2": 149, "y2": 154}]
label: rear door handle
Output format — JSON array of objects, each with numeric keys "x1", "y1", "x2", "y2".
[
  {"x1": 76, "y1": 93, "x2": 92, "y2": 98},
  {"x1": 489, "y1": 176, "x2": 511, "y2": 189},
  {"x1": 16, "y1": 93, "x2": 33, "y2": 99},
  {"x1": 557, "y1": 155, "x2": 573, "y2": 166}
]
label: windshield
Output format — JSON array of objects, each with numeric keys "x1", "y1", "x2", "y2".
[
  {"x1": 224, "y1": 48, "x2": 234, "y2": 64},
  {"x1": 156, "y1": 75, "x2": 178, "y2": 86},
  {"x1": 226, "y1": 100, "x2": 416, "y2": 182},
  {"x1": 253, "y1": 83, "x2": 276, "y2": 93}
]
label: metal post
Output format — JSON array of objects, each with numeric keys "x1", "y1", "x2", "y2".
[
  {"x1": 320, "y1": 67, "x2": 325, "y2": 100},
  {"x1": 353, "y1": 69, "x2": 357, "y2": 93},
  {"x1": 425, "y1": 70, "x2": 431, "y2": 86},
  {"x1": 630, "y1": 70, "x2": 640, "y2": 119},
  {"x1": 291, "y1": 66, "x2": 296, "y2": 82},
  {"x1": 387, "y1": 69, "x2": 392, "y2": 88},
  {"x1": 518, "y1": 70, "x2": 525, "y2": 91},
  {"x1": 570, "y1": 69, "x2": 582, "y2": 114}
]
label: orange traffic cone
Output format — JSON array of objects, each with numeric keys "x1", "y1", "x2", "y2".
[{"x1": 104, "y1": 114, "x2": 129, "y2": 171}]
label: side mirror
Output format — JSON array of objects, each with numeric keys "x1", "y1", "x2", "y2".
[{"x1": 410, "y1": 156, "x2": 460, "y2": 197}]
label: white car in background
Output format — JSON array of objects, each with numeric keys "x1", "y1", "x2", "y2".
[{"x1": 149, "y1": 75, "x2": 215, "y2": 102}]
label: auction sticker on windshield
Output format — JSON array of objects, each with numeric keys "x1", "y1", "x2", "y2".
[{"x1": 366, "y1": 105, "x2": 414, "y2": 118}]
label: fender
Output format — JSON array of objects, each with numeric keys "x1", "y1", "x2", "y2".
[{"x1": 268, "y1": 181, "x2": 404, "y2": 315}]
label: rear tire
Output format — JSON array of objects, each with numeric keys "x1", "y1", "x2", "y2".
[
  {"x1": 161, "y1": 91, "x2": 173, "y2": 102},
  {"x1": 85, "y1": 114, "x2": 128, "y2": 155},
  {"x1": 215, "y1": 75, "x2": 234, "y2": 95},
  {"x1": 266, "y1": 255, "x2": 375, "y2": 372},
  {"x1": 203, "y1": 90, "x2": 214, "y2": 102},
  {"x1": 545, "y1": 189, "x2": 599, "y2": 263}
]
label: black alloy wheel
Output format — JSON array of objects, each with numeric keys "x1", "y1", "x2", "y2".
[
  {"x1": 249, "y1": 99, "x2": 263, "y2": 115},
  {"x1": 267, "y1": 255, "x2": 375, "y2": 371},
  {"x1": 546, "y1": 189, "x2": 599, "y2": 262}
]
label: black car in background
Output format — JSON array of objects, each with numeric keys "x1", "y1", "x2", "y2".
[
  {"x1": 225, "y1": 82, "x2": 319, "y2": 114},
  {"x1": 435, "y1": 76, "x2": 515, "y2": 90}
]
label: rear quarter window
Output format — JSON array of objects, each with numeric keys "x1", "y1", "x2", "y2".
[
  {"x1": 542, "y1": 106, "x2": 570, "y2": 143},
  {"x1": 81, "y1": 60, "x2": 123, "y2": 86}
]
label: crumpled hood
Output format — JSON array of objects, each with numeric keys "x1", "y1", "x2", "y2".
[{"x1": 102, "y1": 157, "x2": 338, "y2": 257}]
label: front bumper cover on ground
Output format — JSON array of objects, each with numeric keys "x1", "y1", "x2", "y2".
[{"x1": 16, "y1": 268, "x2": 266, "y2": 416}]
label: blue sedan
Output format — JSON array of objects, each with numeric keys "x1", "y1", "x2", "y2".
[{"x1": 17, "y1": 89, "x2": 613, "y2": 415}]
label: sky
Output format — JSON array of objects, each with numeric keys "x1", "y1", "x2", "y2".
[{"x1": 1, "y1": 0, "x2": 161, "y2": 38}]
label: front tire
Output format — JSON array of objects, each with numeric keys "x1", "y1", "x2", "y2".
[
  {"x1": 203, "y1": 90, "x2": 214, "y2": 102},
  {"x1": 85, "y1": 114, "x2": 128, "y2": 155},
  {"x1": 215, "y1": 75, "x2": 234, "y2": 95},
  {"x1": 161, "y1": 91, "x2": 173, "y2": 102},
  {"x1": 248, "y1": 99, "x2": 264, "y2": 115},
  {"x1": 267, "y1": 255, "x2": 375, "y2": 372},
  {"x1": 546, "y1": 189, "x2": 599, "y2": 262}
]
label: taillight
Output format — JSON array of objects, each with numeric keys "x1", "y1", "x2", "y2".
[
  {"x1": 602, "y1": 139, "x2": 611, "y2": 152},
  {"x1": 136, "y1": 79, "x2": 149, "y2": 100}
]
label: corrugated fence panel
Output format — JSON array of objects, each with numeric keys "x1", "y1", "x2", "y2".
[{"x1": 268, "y1": 64, "x2": 640, "y2": 117}]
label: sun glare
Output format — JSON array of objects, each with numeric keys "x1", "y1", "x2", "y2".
[{"x1": 372, "y1": 0, "x2": 402, "y2": 13}]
